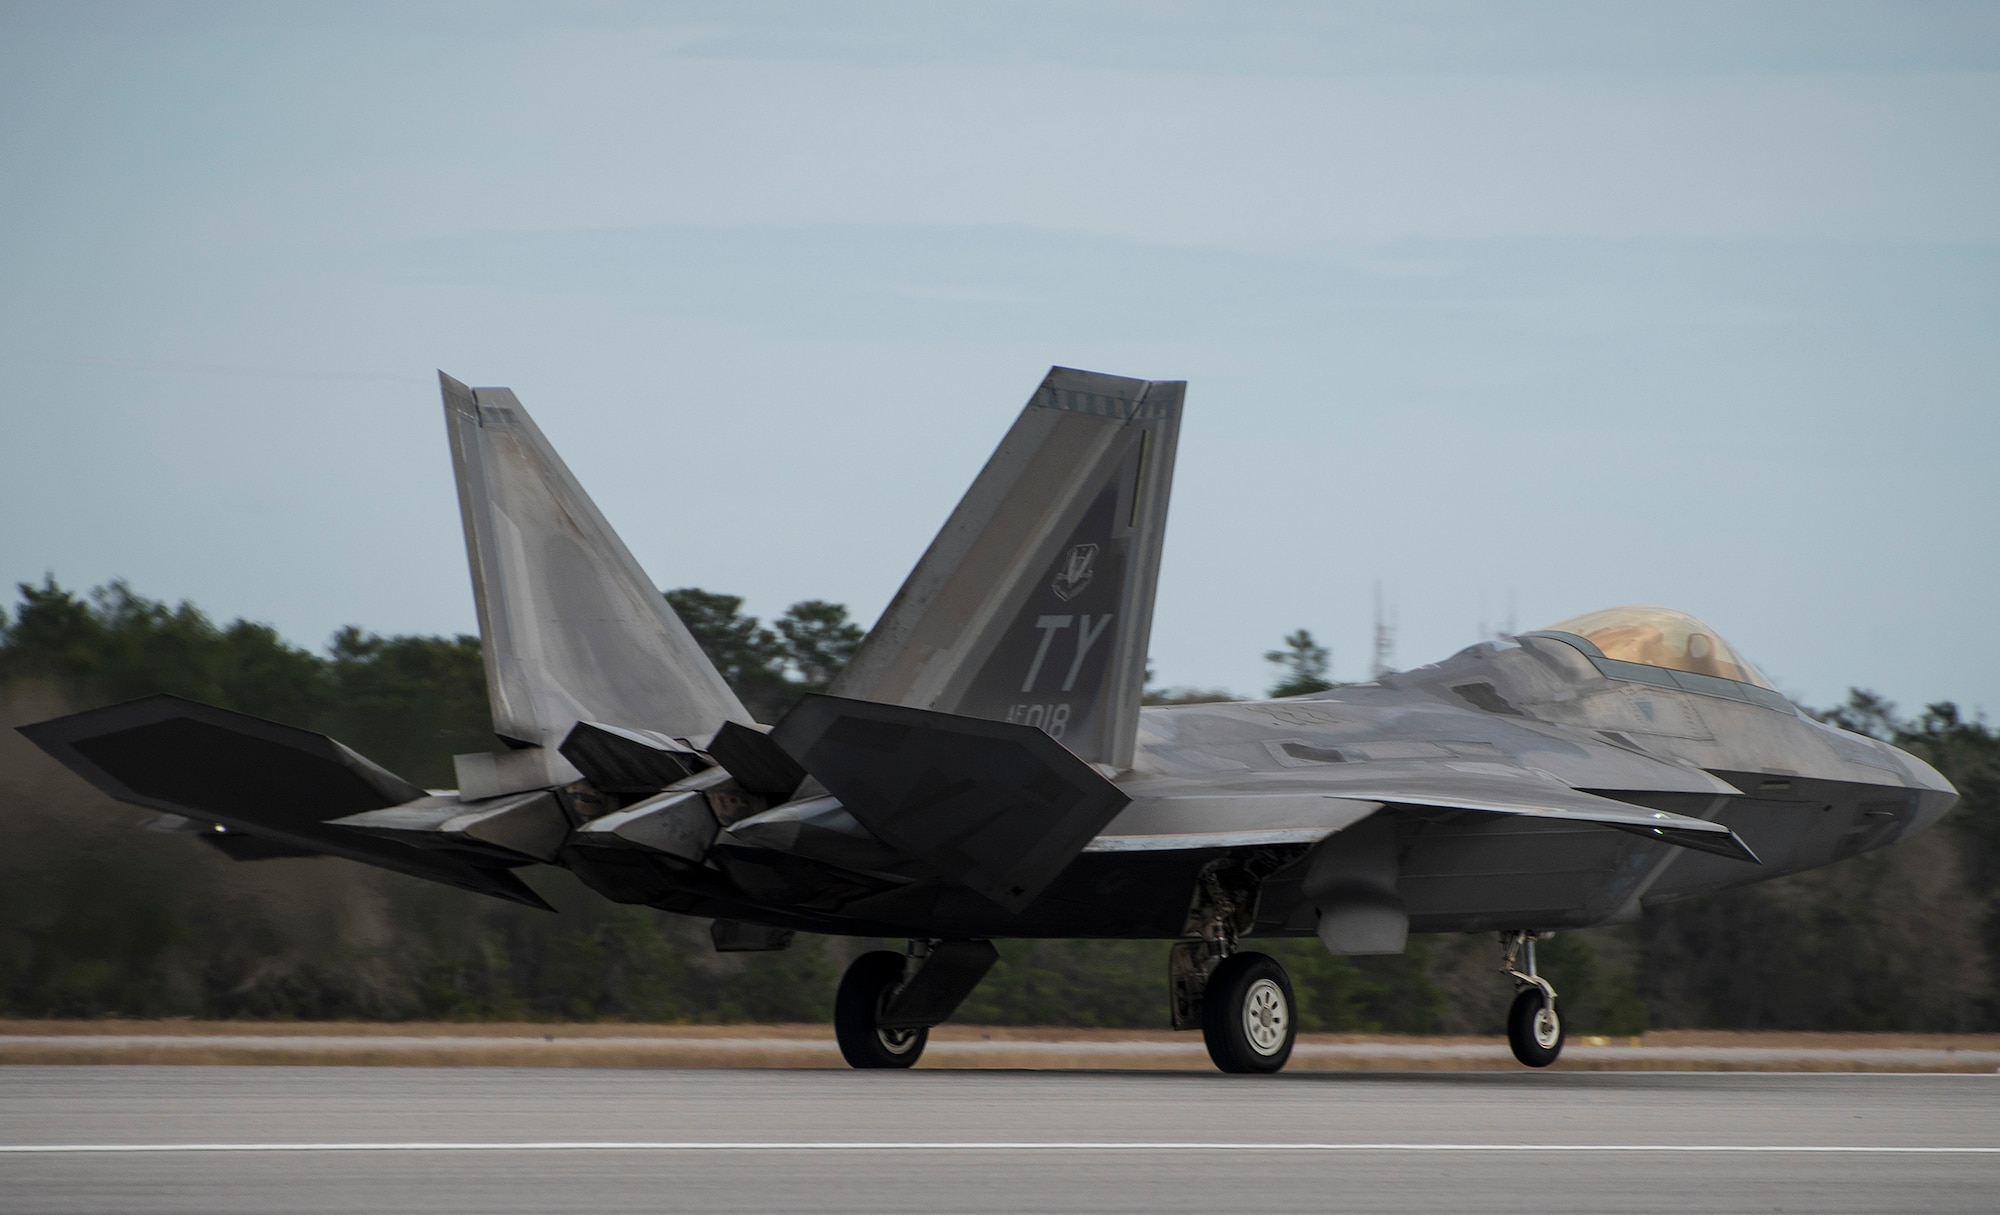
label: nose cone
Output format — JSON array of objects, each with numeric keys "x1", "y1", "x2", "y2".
[{"x1": 1891, "y1": 743, "x2": 1959, "y2": 839}]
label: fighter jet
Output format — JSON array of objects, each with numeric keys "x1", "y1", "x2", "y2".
[{"x1": 21, "y1": 367, "x2": 1958, "y2": 1072}]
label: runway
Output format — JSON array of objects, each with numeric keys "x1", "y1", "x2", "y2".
[
  {"x1": 2, "y1": 1067, "x2": 1995, "y2": 1213},
  {"x1": 10, "y1": 1023, "x2": 2000, "y2": 1071}
]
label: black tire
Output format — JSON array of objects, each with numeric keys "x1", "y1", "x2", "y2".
[
  {"x1": 1507, "y1": 987, "x2": 1564, "y2": 1068},
  {"x1": 1200, "y1": 952, "x2": 1296, "y2": 1074},
  {"x1": 834, "y1": 950, "x2": 927, "y2": 1069}
]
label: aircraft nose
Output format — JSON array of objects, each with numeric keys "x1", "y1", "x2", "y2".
[{"x1": 1891, "y1": 744, "x2": 1959, "y2": 837}]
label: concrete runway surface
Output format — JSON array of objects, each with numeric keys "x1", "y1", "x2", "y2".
[
  {"x1": 9, "y1": 1030, "x2": 2000, "y2": 1071},
  {"x1": 1, "y1": 1066, "x2": 1995, "y2": 1213}
]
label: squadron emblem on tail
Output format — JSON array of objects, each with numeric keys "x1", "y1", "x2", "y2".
[{"x1": 1051, "y1": 544, "x2": 1098, "y2": 601}]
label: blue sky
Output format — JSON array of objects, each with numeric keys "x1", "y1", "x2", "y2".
[{"x1": 2, "y1": 1, "x2": 1995, "y2": 713}]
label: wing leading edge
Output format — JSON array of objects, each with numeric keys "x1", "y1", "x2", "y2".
[{"x1": 1084, "y1": 770, "x2": 1756, "y2": 863}]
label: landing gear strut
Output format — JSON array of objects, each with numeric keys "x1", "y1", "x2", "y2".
[
  {"x1": 1171, "y1": 863, "x2": 1297, "y2": 1074},
  {"x1": 1500, "y1": 930, "x2": 1563, "y2": 1067}
]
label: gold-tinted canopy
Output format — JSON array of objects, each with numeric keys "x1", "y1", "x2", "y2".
[{"x1": 1541, "y1": 605, "x2": 1772, "y2": 689}]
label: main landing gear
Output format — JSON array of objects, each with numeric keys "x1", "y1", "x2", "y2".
[
  {"x1": 834, "y1": 950, "x2": 928, "y2": 1069},
  {"x1": 1500, "y1": 930, "x2": 1564, "y2": 1067},
  {"x1": 834, "y1": 939, "x2": 1001, "y2": 1069},
  {"x1": 1200, "y1": 952, "x2": 1297, "y2": 1073},
  {"x1": 1170, "y1": 864, "x2": 1297, "y2": 1073}
]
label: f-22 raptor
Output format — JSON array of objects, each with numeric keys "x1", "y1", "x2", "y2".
[{"x1": 23, "y1": 367, "x2": 1958, "y2": 1071}]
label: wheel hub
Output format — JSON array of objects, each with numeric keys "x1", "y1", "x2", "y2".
[
  {"x1": 876, "y1": 1026, "x2": 921, "y2": 1055},
  {"x1": 1241, "y1": 977, "x2": 1289, "y2": 1056},
  {"x1": 875, "y1": 985, "x2": 922, "y2": 1055},
  {"x1": 1532, "y1": 1005, "x2": 1561, "y2": 1049}
]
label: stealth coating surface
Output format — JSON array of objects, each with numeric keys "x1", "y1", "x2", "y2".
[
  {"x1": 17, "y1": 363, "x2": 1961, "y2": 954},
  {"x1": 440, "y1": 372, "x2": 750, "y2": 747},
  {"x1": 773, "y1": 694, "x2": 1130, "y2": 912},
  {"x1": 832, "y1": 367, "x2": 1181, "y2": 770}
]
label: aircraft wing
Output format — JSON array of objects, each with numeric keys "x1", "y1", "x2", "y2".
[
  {"x1": 1326, "y1": 766, "x2": 1756, "y2": 862},
  {"x1": 1084, "y1": 794, "x2": 1383, "y2": 852},
  {"x1": 1088, "y1": 767, "x2": 1756, "y2": 863},
  {"x1": 17, "y1": 694, "x2": 554, "y2": 907}
]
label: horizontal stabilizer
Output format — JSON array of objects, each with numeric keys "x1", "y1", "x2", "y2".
[
  {"x1": 771, "y1": 694, "x2": 1130, "y2": 912},
  {"x1": 18, "y1": 695, "x2": 554, "y2": 908}
]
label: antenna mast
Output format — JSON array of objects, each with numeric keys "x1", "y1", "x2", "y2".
[{"x1": 1371, "y1": 582, "x2": 1397, "y2": 680}]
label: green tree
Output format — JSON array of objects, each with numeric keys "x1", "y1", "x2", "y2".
[
  {"x1": 1264, "y1": 628, "x2": 1334, "y2": 697},
  {"x1": 1821, "y1": 688, "x2": 1903, "y2": 740},
  {"x1": 774, "y1": 600, "x2": 863, "y2": 692},
  {"x1": 0, "y1": 577, "x2": 329, "y2": 725},
  {"x1": 9, "y1": 579, "x2": 1999, "y2": 1035},
  {"x1": 663, "y1": 588, "x2": 794, "y2": 720},
  {"x1": 1142, "y1": 687, "x2": 1239, "y2": 706},
  {"x1": 323, "y1": 628, "x2": 492, "y2": 789},
  {"x1": 665, "y1": 589, "x2": 869, "y2": 718},
  {"x1": 1850, "y1": 694, "x2": 2000, "y2": 1026},
  {"x1": 0, "y1": 579, "x2": 493, "y2": 790},
  {"x1": 1259, "y1": 938, "x2": 1449, "y2": 1032}
]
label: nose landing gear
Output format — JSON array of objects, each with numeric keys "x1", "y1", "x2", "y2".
[{"x1": 1500, "y1": 930, "x2": 1564, "y2": 1068}]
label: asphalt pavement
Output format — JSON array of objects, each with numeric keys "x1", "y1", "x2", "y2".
[{"x1": 1, "y1": 1066, "x2": 1995, "y2": 1213}]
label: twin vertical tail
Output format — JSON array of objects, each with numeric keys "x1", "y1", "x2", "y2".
[
  {"x1": 19, "y1": 366, "x2": 1184, "y2": 917},
  {"x1": 440, "y1": 366, "x2": 1187, "y2": 913},
  {"x1": 830, "y1": 367, "x2": 1183, "y2": 771},
  {"x1": 440, "y1": 373, "x2": 751, "y2": 760}
]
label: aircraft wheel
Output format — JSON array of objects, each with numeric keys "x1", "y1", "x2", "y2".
[
  {"x1": 1507, "y1": 987, "x2": 1564, "y2": 1067},
  {"x1": 834, "y1": 950, "x2": 927, "y2": 1069},
  {"x1": 1201, "y1": 952, "x2": 1296, "y2": 1074}
]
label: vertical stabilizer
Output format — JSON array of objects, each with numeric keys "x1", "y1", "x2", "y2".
[
  {"x1": 831, "y1": 367, "x2": 1182, "y2": 770},
  {"x1": 440, "y1": 373, "x2": 751, "y2": 750}
]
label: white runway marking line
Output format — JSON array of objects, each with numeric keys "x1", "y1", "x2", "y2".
[{"x1": 4, "y1": 1142, "x2": 1998, "y2": 1155}]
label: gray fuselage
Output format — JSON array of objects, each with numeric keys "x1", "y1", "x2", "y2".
[{"x1": 759, "y1": 629, "x2": 1954, "y2": 944}]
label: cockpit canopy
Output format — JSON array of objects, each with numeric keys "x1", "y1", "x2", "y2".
[{"x1": 1539, "y1": 605, "x2": 1775, "y2": 690}]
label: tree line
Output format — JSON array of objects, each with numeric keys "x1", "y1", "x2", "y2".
[{"x1": 0, "y1": 580, "x2": 1993, "y2": 1032}]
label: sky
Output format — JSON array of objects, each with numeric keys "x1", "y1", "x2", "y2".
[{"x1": 2, "y1": 1, "x2": 1995, "y2": 714}]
